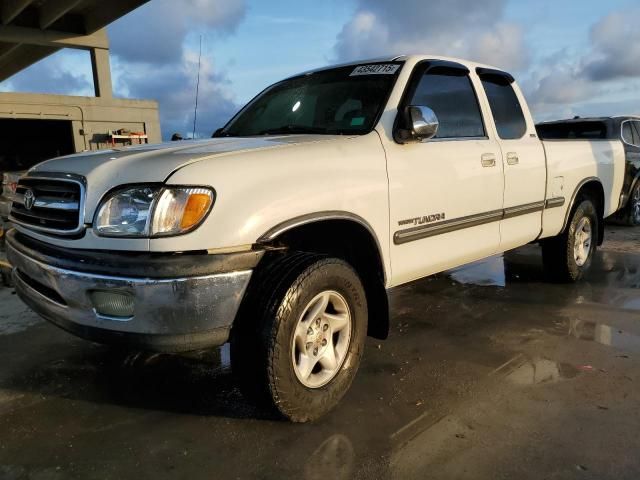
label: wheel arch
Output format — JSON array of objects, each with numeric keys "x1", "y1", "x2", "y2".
[
  {"x1": 562, "y1": 177, "x2": 605, "y2": 245},
  {"x1": 257, "y1": 211, "x2": 390, "y2": 340}
]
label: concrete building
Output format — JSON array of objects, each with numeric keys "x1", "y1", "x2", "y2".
[{"x1": 0, "y1": 0, "x2": 161, "y2": 174}]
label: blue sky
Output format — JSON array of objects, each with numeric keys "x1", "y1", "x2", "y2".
[{"x1": 1, "y1": 0, "x2": 639, "y2": 139}]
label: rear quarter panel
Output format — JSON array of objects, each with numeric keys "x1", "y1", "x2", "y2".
[{"x1": 540, "y1": 139, "x2": 625, "y2": 238}]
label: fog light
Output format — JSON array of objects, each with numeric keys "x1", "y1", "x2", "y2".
[{"x1": 89, "y1": 290, "x2": 135, "y2": 319}]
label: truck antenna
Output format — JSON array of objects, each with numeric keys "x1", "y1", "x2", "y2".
[{"x1": 192, "y1": 35, "x2": 203, "y2": 140}]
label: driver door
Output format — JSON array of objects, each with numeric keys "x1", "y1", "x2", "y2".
[{"x1": 384, "y1": 63, "x2": 504, "y2": 286}]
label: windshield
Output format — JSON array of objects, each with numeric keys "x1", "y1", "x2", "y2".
[{"x1": 219, "y1": 62, "x2": 403, "y2": 137}]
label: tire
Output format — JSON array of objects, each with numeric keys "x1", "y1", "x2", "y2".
[
  {"x1": 542, "y1": 198, "x2": 598, "y2": 282},
  {"x1": 622, "y1": 182, "x2": 640, "y2": 226},
  {"x1": 231, "y1": 253, "x2": 368, "y2": 422}
]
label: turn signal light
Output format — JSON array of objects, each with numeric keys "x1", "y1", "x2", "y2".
[{"x1": 181, "y1": 193, "x2": 213, "y2": 230}]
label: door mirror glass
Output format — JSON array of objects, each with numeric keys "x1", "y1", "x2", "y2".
[{"x1": 408, "y1": 105, "x2": 439, "y2": 141}]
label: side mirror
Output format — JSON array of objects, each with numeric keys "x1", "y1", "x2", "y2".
[{"x1": 394, "y1": 106, "x2": 439, "y2": 144}]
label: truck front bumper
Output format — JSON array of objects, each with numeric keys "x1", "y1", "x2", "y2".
[{"x1": 6, "y1": 229, "x2": 263, "y2": 352}]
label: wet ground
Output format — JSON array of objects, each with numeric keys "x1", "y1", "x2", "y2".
[{"x1": 1, "y1": 227, "x2": 639, "y2": 479}]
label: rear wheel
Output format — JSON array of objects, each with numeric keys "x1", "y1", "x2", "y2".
[
  {"x1": 542, "y1": 198, "x2": 598, "y2": 282},
  {"x1": 231, "y1": 253, "x2": 368, "y2": 422}
]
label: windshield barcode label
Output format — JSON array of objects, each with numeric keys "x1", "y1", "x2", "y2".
[{"x1": 350, "y1": 64, "x2": 400, "y2": 76}]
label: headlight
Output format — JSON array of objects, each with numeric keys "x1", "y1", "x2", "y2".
[{"x1": 94, "y1": 185, "x2": 214, "y2": 237}]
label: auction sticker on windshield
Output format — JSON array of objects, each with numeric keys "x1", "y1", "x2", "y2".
[{"x1": 350, "y1": 64, "x2": 400, "y2": 76}]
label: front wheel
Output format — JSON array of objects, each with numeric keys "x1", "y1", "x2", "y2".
[
  {"x1": 231, "y1": 254, "x2": 368, "y2": 422},
  {"x1": 542, "y1": 198, "x2": 598, "y2": 282}
]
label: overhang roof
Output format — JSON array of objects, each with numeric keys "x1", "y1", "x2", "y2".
[{"x1": 0, "y1": 0, "x2": 149, "y2": 82}]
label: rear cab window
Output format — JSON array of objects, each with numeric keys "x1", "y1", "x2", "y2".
[{"x1": 477, "y1": 70, "x2": 527, "y2": 140}]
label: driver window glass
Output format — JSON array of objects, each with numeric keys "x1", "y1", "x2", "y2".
[{"x1": 409, "y1": 71, "x2": 485, "y2": 139}]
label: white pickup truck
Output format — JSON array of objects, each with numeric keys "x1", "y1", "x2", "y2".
[{"x1": 6, "y1": 55, "x2": 625, "y2": 422}]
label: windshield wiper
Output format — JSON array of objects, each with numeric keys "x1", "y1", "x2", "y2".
[{"x1": 258, "y1": 125, "x2": 330, "y2": 135}]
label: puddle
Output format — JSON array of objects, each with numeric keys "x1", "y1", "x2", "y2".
[
  {"x1": 503, "y1": 358, "x2": 580, "y2": 386},
  {"x1": 448, "y1": 255, "x2": 506, "y2": 287},
  {"x1": 569, "y1": 319, "x2": 640, "y2": 354}
]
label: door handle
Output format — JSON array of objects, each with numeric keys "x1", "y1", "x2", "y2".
[
  {"x1": 507, "y1": 152, "x2": 519, "y2": 165},
  {"x1": 481, "y1": 153, "x2": 496, "y2": 167}
]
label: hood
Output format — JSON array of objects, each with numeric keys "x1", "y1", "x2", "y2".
[{"x1": 30, "y1": 135, "x2": 349, "y2": 216}]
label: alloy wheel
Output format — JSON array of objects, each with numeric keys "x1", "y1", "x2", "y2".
[{"x1": 291, "y1": 290, "x2": 352, "y2": 388}]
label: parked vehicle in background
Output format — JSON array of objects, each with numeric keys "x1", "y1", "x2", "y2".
[
  {"x1": 537, "y1": 116, "x2": 640, "y2": 226},
  {"x1": 6, "y1": 55, "x2": 626, "y2": 422}
]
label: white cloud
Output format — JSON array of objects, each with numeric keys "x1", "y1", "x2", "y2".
[
  {"x1": 333, "y1": 0, "x2": 530, "y2": 71},
  {"x1": 524, "y1": 7, "x2": 640, "y2": 119},
  {"x1": 0, "y1": 49, "x2": 94, "y2": 96},
  {"x1": 582, "y1": 8, "x2": 640, "y2": 81},
  {"x1": 113, "y1": 50, "x2": 237, "y2": 139},
  {"x1": 523, "y1": 50, "x2": 596, "y2": 109},
  {"x1": 109, "y1": 0, "x2": 246, "y2": 65},
  {"x1": 468, "y1": 24, "x2": 529, "y2": 72},
  {"x1": 108, "y1": 0, "x2": 247, "y2": 139}
]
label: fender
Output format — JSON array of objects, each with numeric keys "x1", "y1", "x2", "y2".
[{"x1": 257, "y1": 210, "x2": 386, "y2": 282}]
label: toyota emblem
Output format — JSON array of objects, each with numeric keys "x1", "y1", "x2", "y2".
[{"x1": 23, "y1": 189, "x2": 36, "y2": 210}]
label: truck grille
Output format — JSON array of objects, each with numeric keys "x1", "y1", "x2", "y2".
[{"x1": 10, "y1": 176, "x2": 85, "y2": 235}]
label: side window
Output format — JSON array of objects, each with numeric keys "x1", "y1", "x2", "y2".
[
  {"x1": 632, "y1": 121, "x2": 640, "y2": 146},
  {"x1": 409, "y1": 71, "x2": 485, "y2": 139},
  {"x1": 480, "y1": 76, "x2": 527, "y2": 140},
  {"x1": 622, "y1": 122, "x2": 635, "y2": 145}
]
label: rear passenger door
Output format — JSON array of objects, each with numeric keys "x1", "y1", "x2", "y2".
[
  {"x1": 385, "y1": 62, "x2": 504, "y2": 286},
  {"x1": 477, "y1": 69, "x2": 547, "y2": 251}
]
